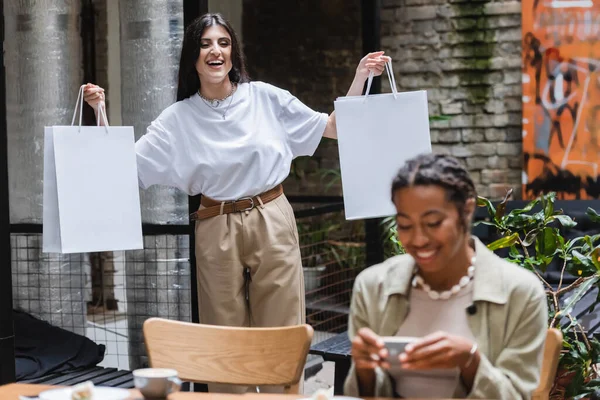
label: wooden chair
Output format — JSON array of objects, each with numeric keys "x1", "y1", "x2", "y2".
[
  {"x1": 532, "y1": 328, "x2": 563, "y2": 400},
  {"x1": 142, "y1": 318, "x2": 314, "y2": 394}
]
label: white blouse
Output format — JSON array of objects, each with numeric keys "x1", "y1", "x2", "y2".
[{"x1": 135, "y1": 81, "x2": 328, "y2": 200}]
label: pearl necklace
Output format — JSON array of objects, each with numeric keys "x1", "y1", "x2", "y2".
[{"x1": 411, "y1": 257, "x2": 476, "y2": 300}]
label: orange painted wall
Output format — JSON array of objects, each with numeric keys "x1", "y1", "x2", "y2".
[{"x1": 522, "y1": 0, "x2": 600, "y2": 199}]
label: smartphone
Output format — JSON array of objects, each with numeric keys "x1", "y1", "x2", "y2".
[{"x1": 382, "y1": 336, "x2": 418, "y2": 364}]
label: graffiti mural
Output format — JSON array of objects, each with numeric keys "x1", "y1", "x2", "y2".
[{"x1": 522, "y1": 0, "x2": 600, "y2": 199}]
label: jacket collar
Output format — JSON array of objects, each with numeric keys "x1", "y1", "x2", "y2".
[{"x1": 382, "y1": 236, "x2": 509, "y2": 304}]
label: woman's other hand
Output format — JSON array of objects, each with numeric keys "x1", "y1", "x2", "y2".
[
  {"x1": 351, "y1": 327, "x2": 389, "y2": 396},
  {"x1": 83, "y1": 83, "x2": 105, "y2": 110},
  {"x1": 351, "y1": 327, "x2": 389, "y2": 371},
  {"x1": 355, "y1": 51, "x2": 391, "y2": 82},
  {"x1": 399, "y1": 331, "x2": 478, "y2": 371}
]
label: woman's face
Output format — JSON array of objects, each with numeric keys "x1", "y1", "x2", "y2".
[
  {"x1": 195, "y1": 25, "x2": 233, "y2": 86},
  {"x1": 392, "y1": 185, "x2": 472, "y2": 274}
]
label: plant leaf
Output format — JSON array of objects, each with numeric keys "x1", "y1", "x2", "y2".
[
  {"x1": 494, "y1": 189, "x2": 513, "y2": 220},
  {"x1": 428, "y1": 115, "x2": 452, "y2": 121},
  {"x1": 473, "y1": 220, "x2": 499, "y2": 228},
  {"x1": 544, "y1": 194, "x2": 555, "y2": 219},
  {"x1": 567, "y1": 237, "x2": 588, "y2": 253},
  {"x1": 559, "y1": 275, "x2": 600, "y2": 318},
  {"x1": 585, "y1": 235, "x2": 595, "y2": 251},
  {"x1": 567, "y1": 367, "x2": 587, "y2": 397},
  {"x1": 587, "y1": 207, "x2": 600, "y2": 223},
  {"x1": 509, "y1": 198, "x2": 540, "y2": 215},
  {"x1": 536, "y1": 227, "x2": 559, "y2": 258},
  {"x1": 554, "y1": 214, "x2": 578, "y2": 228},
  {"x1": 576, "y1": 339, "x2": 590, "y2": 360},
  {"x1": 487, "y1": 233, "x2": 520, "y2": 251},
  {"x1": 573, "y1": 250, "x2": 596, "y2": 269},
  {"x1": 476, "y1": 196, "x2": 496, "y2": 220},
  {"x1": 505, "y1": 213, "x2": 538, "y2": 233},
  {"x1": 575, "y1": 379, "x2": 600, "y2": 400},
  {"x1": 592, "y1": 247, "x2": 600, "y2": 271},
  {"x1": 522, "y1": 228, "x2": 542, "y2": 247},
  {"x1": 508, "y1": 245, "x2": 523, "y2": 259}
]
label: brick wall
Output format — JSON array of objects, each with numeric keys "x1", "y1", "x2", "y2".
[
  {"x1": 381, "y1": 0, "x2": 523, "y2": 199},
  {"x1": 243, "y1": 0, "x2": 524, "y2": 200},
  {"x1": 242, "y1": 0, "x2": 363, "y2": 196}
]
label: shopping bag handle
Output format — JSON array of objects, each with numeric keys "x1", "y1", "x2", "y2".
[
  {"x1": 71, "y1": 84, "x2": 110, "y2": 132},
  {"x1": 363, "y1": 59, "x2": 398, "y2": 102},
  {"x1": 96, "y1": 101, "x2": 109, "y2": 129}
]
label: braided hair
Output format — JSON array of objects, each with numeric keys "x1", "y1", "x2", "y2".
[{"x1": 391, "y1": 153, "x2": 477, "y2": 230}]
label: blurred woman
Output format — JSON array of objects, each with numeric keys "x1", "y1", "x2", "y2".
[{"x1": 345, "y1": 153, "x2": 547, "y2": 399}]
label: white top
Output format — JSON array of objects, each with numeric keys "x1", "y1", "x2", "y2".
[
  {"x1": 389, "y1": 282, "x2": 476, "y2": 399},
  {"x1": 135, "y1": 81, "x2": 328, "y2": 200}
]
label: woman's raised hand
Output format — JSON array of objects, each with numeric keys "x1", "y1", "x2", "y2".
[
  {"x1": 83, "y1": 83, "x2": 105, "y2": 111},
  {"x1": 355, "y1": 51, "x2": 391, "y2": 81}
]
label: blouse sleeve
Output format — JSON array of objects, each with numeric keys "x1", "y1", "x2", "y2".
[
  {"x1": 277, "y1": 88, "x2": 328, "y2": 158},
  {"x1": 135, "y1": 117, "x2": 174, "y2": 190}
]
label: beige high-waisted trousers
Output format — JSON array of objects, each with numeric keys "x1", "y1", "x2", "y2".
[{"x1": 194, "y1": 193, "x2": 305, "y2": 393}]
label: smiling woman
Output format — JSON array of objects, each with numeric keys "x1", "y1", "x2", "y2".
[
  {"x1": 176, "y1": 13, "x2": 246, "y2": 110},
  {"x1": 344, "y1": 153, "x2": 548, "y2": 399},
  {"x1": 81, "y1": 12, "x2": 391, "y2": 395},
  {"x1": 391, "y1": 156, "x2": 477, "y2": 292}
]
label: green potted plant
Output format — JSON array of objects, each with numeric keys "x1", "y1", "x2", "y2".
[{"x1": 476, "y1": 191, "x2": 600, "y2": 399}]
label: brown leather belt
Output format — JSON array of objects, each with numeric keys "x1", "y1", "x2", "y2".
[{"x1": 190, "y1": 184, "x2": 283, "y2": 221}]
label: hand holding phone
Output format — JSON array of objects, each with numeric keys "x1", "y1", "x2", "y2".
[{"x1": 382, "y1": 336, "x2": 418, "y2": 364}]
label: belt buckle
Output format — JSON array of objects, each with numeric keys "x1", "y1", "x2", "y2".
[{"x1": 235, "y1": 196, "x2": 254, "y2": 212}]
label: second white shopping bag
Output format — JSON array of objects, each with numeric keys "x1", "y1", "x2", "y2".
[
  {"x1": 43, "y1": 86, "x2": 143, "y2": 253},
  {"x1": 334, "y1": 61, "x2": 432, "y2": 220}
]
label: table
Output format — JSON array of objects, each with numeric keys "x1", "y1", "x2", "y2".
[
  {"x1": 0, "y1": 384, "x2": 304, "y2": 400},
  {"x1": 309, "y1": 332, "x2": 352, "y2": 395},
  {"x1": 0, "y1": 383, "x2": 461, "y2": 400}
]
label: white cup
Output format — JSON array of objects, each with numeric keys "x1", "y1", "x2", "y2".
[{"x1": 133, "y1": 368, "x2": 182, "y2": 399}]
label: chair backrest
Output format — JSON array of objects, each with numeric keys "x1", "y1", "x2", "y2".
[
  {"x1": 532, "y1": 328, "x2": 563, "y2": 400},
  {"x1": 142, "y1": 318, "x2": 314, "y2": 393}
]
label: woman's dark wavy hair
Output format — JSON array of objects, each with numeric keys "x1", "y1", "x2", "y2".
[
  {"x1": 391, "y1": 153, "x2": 477, "y2": 230},
  {"x1": 176, "y1": 13, "x2": 249, "y2": 101}
]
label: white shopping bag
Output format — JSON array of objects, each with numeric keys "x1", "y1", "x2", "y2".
[
  {"x1": 43, "y1": 86, "x2": 143, "y2": 253},
  {"x1": 334, "y1": 61, "x2": 432, "y2": 220}
]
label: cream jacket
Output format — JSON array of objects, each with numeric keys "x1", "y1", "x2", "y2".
[{"x1": 344, "y1": 238, "x2": 548, "y2": 399}]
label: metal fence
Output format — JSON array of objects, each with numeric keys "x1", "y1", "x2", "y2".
[
  {"x1": 10, "y1": 233, "x2": 192, "y2": 371},
  {"x1": 295, "y1": 203, "x2": 366, "y2": 343},
  {"x1": 10, "y1": 200, "x2": 372, "y2": 373}
]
